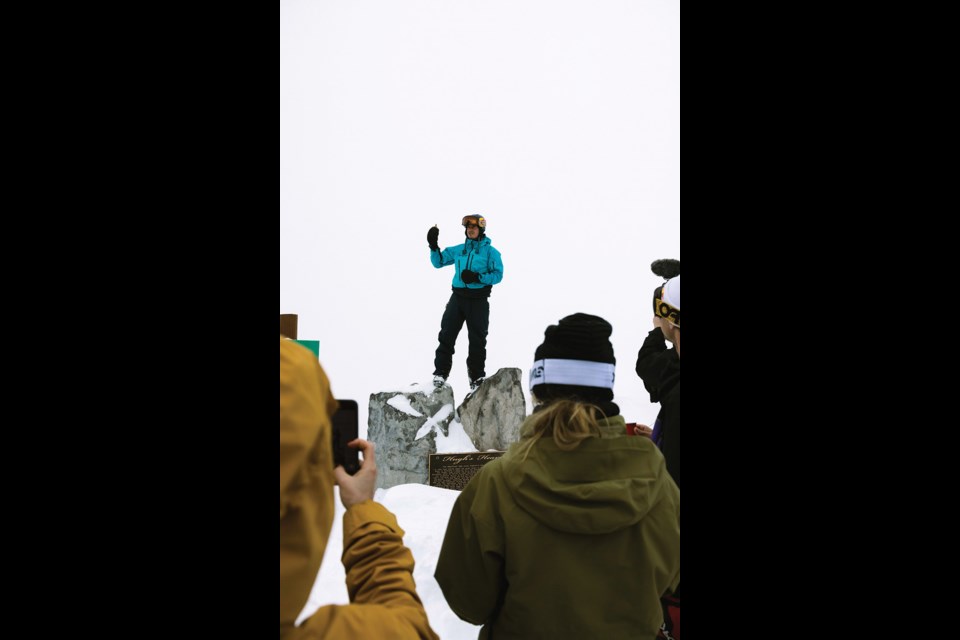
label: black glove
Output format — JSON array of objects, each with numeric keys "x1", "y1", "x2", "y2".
[
  {"x1": 461, "y1": 269, "x2": 480, "y2": 284},
  {"x1": 427, "y1": 226, "x2": 439, "y2": 251}
]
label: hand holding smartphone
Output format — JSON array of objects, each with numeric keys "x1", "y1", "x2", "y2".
[{"x1": 331, "y1": 399, "x2": 361, "y2": 475}]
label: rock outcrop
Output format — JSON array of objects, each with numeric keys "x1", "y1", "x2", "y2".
[
  {"x1": 457, "y1": 368, "x2": 527, "y2": 451},
  {"x1": 367, "y1": 370, "x2": 529, "y2": 489},
  {"x1": 367, "y1": 384, "x2": 455, "y2": 489}
]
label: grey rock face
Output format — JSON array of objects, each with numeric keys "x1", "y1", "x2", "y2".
[
  {"x1": 457, "y1": 368, "x2": 527, "y2": 451},
  {"x1": 368, "y1": 384, "x2": 455, "y2": 489}
]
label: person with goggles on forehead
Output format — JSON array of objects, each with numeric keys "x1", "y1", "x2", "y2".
[
  {"x1": 636, "y1": 266, "x2": 680, "y2": 489},
  {"x1": 426, "y1": 215, "x2": 504, "y2": 392}
]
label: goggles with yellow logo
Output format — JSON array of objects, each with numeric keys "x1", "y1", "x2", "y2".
[
  {"x1": 462, "y1": 215, "x2": 486, "y2": 229},
  {"x1": 653, "y1": 285, "x2": 680, "y2": 328}
]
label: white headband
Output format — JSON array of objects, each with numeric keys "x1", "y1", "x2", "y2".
[{"x1": 529, "y1": 358, "x2": 616, "y2": 392}]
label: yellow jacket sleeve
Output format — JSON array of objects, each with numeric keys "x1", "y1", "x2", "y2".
[{"x1": 288, "y1": 501, "x2": 439, "y2": 640}]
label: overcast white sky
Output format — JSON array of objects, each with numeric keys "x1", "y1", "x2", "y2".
[{"x1": 280, "y1": 0, "x2": 679, "y2": 432}]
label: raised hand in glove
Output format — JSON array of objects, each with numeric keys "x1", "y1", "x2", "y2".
[
  {"x1": 427, "y1": 226, "x2": 440, "y2": 251},
  {"x1": 461, "y1": 269, "x2": 480, "y2": 284}
]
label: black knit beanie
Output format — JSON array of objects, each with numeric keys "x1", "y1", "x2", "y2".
[{"x1": 530, "y1": 313, "x2": 616, "y2": 406}]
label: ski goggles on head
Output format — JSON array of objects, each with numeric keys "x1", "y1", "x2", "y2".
[
  {"x1": 462, "y1": 215, "x2": 486, "y2": 229},
  {"x1": 653, "y1": 285, "x2": 680, "y2": 328}
]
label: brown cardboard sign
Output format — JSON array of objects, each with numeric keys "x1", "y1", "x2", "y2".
[{"x1": 428, "y1": 451, "x2": 505, "y2": 491}]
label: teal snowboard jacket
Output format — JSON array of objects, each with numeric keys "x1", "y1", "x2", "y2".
[{"x1": 430, "y1": 235, "x2": 504, "y2": 290}]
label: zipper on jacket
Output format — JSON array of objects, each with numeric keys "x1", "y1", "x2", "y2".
[
  {"x1": 466, "y1": 238, "x2": 478, "y2": 273},
  {"x1": 462, "y1": 239, "x2": 477, "y2": 284}
]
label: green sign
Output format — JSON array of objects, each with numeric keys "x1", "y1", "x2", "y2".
[{"x1": 293, "y1": 339, "x2": 319, "y2": 358}]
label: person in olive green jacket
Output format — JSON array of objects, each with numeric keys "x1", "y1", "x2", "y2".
[
  {"x1": 280, "y1": 336, "x2": 439, "y2": 640},
  {"x1": 435, "y1": 314, "x2": 680, "y2": 640}
]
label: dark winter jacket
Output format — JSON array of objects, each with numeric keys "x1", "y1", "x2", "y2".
[
  {"x1": 636, "y1": 328, "x2": 681, "y2": 488},
  {"x1": 635, "y1": 328, "x2": 679, "y2": 405},
  {"x1": 431, "y1": 235, "x2": 503, "y2": 291},
  {"x1": 435, "y1": 415, "x2": 681, "y2": 640}
]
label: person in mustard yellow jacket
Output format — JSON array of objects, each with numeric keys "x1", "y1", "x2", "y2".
[{"x1": 280, "y1": 336, "x2": 439, "y2": 640}]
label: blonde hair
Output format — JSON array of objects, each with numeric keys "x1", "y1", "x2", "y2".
[{"x1": 517, "y1": 399, "x2": 606, "y2": 461}]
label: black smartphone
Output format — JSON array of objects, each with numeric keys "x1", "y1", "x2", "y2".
[{"x1": 331, "y1": 399, "x2": 360, "y2": 475}]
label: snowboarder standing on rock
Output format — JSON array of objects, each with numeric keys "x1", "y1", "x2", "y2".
[{"x1": 427, "y1": 215, "x2": 504, "y2": 392}]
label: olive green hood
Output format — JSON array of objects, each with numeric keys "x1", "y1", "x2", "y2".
[{"x1": 501, "y1": 415, "x2": 673, "y2": 534}]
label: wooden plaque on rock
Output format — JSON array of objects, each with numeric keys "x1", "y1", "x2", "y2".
[{"x1": 428, "y1": 451, "x2": 505, "y2": 491}]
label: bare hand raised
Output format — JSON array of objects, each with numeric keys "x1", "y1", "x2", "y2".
[{"x1": 335, "y1": 439, "x2": 378, "y2": 508}]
